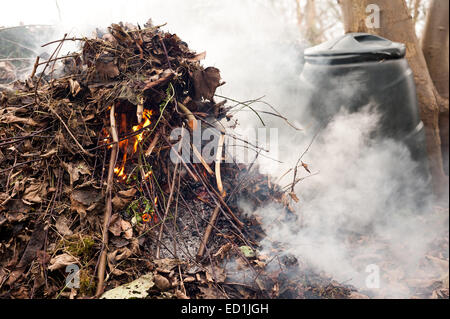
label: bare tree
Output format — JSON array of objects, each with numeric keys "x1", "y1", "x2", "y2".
[
  {"x1": 338, "y1": 0, "x2": 448, "y2": 198},
  {"x1": 296, "y1": 0, "x2": 322, "y2": 44},
  {"x1": 421, "y1": 0, "x2": 449, "y2": 175},
  {"x1": 296, "y1": 0, "x2": 343, "y2": 44}
]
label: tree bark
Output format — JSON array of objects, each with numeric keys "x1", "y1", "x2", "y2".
[
  {"x1": 421, "y1": 0, "x2": 449, "y2": 175},
  {"x1": 338, "y1": 0, "x2": 448, "y2": 199}
]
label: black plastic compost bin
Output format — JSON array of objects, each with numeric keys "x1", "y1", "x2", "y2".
[{"x1": 300, "y1": 33, "x2": 430, "y2": 178}]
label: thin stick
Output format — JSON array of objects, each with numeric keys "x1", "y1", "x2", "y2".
[
  {"x1": 192, "y1": 144, "x2": 214, "y2": 175},
  {"x1": 155, "y1": 133, "x2": 182, "y2": 259},
  {"x1": 95, "y1": 105, "x2": 119, "y2": 297},
  {"x1": 41, "y1": 37, "x2": 84, "y2": 48},
  {"x1": 196, "y1": 205, "x2": 221, "y2": 260},
  {"x1": 290, "y1": 129, "x2": 320, "y2": 193},
  {"x1": 36, "y1": 55, "x2": 79, "y2": 66},
  {"x1": 178, "y1": 102, "x2": 197, "y2": 130},
  {"x1": 34, "y1": 34, "x2": 66, "y2": 105},
  {"x1": 159, "y1": 36, "x2": 172, "y2": 70},
  {"x1": 215, "y1": 134, "x2": 225, "y2": 196},
  {"x1": 197, "y1": 134, "x2": 226, "y2": 259},
  {"x1": 49, "y1": 105, "x2": 94, "y2": 157},
  {"x1": 30, "y1": 56, "x2": 40, "y2": 78},
  {"x1": 145, "y1": 132, "x2": 160, "y2": 157},
  {"x1": 161, "y1": 134, "x2": 199, "y2": 182}
]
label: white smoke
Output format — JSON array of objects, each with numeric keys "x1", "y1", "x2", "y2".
[
  {"x1": 241, "y1": 107, "x2": 447, "y2": 297},
  {"x1": 2, "y1": 0, "x2": 447, "y2": 298}
]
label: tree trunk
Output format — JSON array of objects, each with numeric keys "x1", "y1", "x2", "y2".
[
  {"x1": 421, "y1": 0, "x2": 449, "y2": 175},
  {"x1": 296, "y1": 0, "x2": 323, "y2": 45},
  {"x1": 338, "y1": 0, "x2": 448, "y2": 199}
]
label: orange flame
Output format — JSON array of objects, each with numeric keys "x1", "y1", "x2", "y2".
[
  {"x1": 113, "y1": 109, "x2": 153, "y2": 181},
  {"x1": 132, "y1": 109, "x2": 153, "y2": 153},
  {"x1": 144, "y1": 170, "x2": 152, "y2": 180}
]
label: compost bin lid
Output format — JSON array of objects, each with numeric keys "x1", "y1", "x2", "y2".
[{"x1": 304, "y1": 33, "x2": 406, "y2": 64}]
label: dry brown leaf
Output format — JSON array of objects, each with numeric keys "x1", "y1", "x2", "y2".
[
  {"x1": 23, "y1": 181, "x2": 47, "y2": 204},
  {"x1": 108, "y1": 247, "x2": 132, "y2": 263},
  {"x1": 107, "y1": 238, "x2": 139, "y2": 264},
  {"x1": 62, "y1": 161, "x2": 91, "y2": 186},
  {"x1": 253, "y1": 259, "x2": 266, "y2": 268},
  {"x1": 55, "y1": 216, "x2": 73, "y2": 236},
  {"x1": 48, "y1": 254, "x2": 79, "y2": 271},
  {"x1": 187, "y1": 51, "x2": 206, "y2": 62},
  {"x1": 154, "y1": 274, "x2": 171, "y2": 291},
  {"x1": 205, "y1": 265, "x2": 226, "y2": 283},
  {"x1": 289, "y1": 192, "x2": 299, "y2": 203},
  {"x1": 71, "y1": 187, "x2": 101, "y2": 207},
  {"x1": 198, "y1": 285, "x2": 224, "y2": 299},
  {"x1": 121, "y1": 219, "x2": 133, "y2": 239},
  {"x1": 154, "y1": 258, "x2": 183, "y2": 273},
  {"x1": 301, "y1": 161, "x2": 311, "y2": 174},
  {"x1": 112, "y1": 188, "x2": 137, "y2": 210},
  {"x1": 108, "y1": 214, "x2": 122, "y2": 237},
  {"x1": 175, "y1": 290, "x2": 189, "y2": 299},
  {"x1": 7, "y1": 222, "x2": 45, "y2": 285},
  {"x1": 213, "y1": 243, "x2": 232, "y2": 260},
  {"x1": 193, "y1": 67, "x2": 221, "y2": 101},
  {"x1": 0, "y1": 114, "x2": 39, "y2": 126}
]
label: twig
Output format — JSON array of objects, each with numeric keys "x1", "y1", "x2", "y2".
[
  {"x1": 290, "y1": 129, "x2": 320, "y2": 193},
  {"x1": 41, "y1": 37, "x2": 84, "y2": 48},
  {"x1": 34, "y1": 33, "x2": 67, "y2": 105},
  {"x1": 48, "y1": 105, "x2": 94, "y2": 157},
  {"x1": 95, "y1": 104, "x2": 119, "y2": 297},
  {"x1": 30, "y1": 56, "x2": 40, "y2": 78},
  {"x1": 37, "y1": 55, "x2": 79, "y2": 66},
  {"x1": 197, "y1": 134, "x2": 226, "y2": 259},
  {"x1": 161, "y1": 133, "x2": 199, "y2": 182},
  {"x1": 0, "y1": 158, "x2": 44, "y2": 175},
  {"x1": 215, "y1": 134, "x2": 226, "y2": 197},
  {"x1": 192, "y1": 144, "x2": 214, "y2": 175},
  {"x1": 155, "y1": 129, "x2": 183, "y2": 259},
  {"x1": 207, "y1": 183, "x2": 244, "y2": 228},
  {"x1": 178, "y1": 102, "x2": 197, "y2": 130},
  {"x1": 159, "y1": 36, "x2": 172, "y2": 70},
  {"x1": 145, "y1": 132, "x2": 160, "y2": 157}
]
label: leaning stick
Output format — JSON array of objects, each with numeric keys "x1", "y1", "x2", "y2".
[
  {"x1": 196, "y1": 134, "x2": 226, "y2": 260},
  {"x1": 178, "y1": 102, "x2": 198, "y2": 131},
  {"x1": 30, "y1": 56, "x2": 40, "y2": 78},
  {"x1": 95, "y1": 105, "x2": 119, "y2": 297},
  {"x1": 192, "y1": 144, "x2": 214, "y2": 175},
  {"x1": 145, "y1": 132, "x2": 160, "y2": 157}
]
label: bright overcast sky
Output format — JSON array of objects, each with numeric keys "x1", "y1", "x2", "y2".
[
  {"x1": 0, "y1": 0, "x2": 216, "y2": 34},
  {"x1": 1, "y1": 0, "x2": 158, "y2": 26}
]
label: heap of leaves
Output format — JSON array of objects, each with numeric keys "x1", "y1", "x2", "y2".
[{"x1": 0, "y1": 20, "x2": 233, "y2": 298}]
